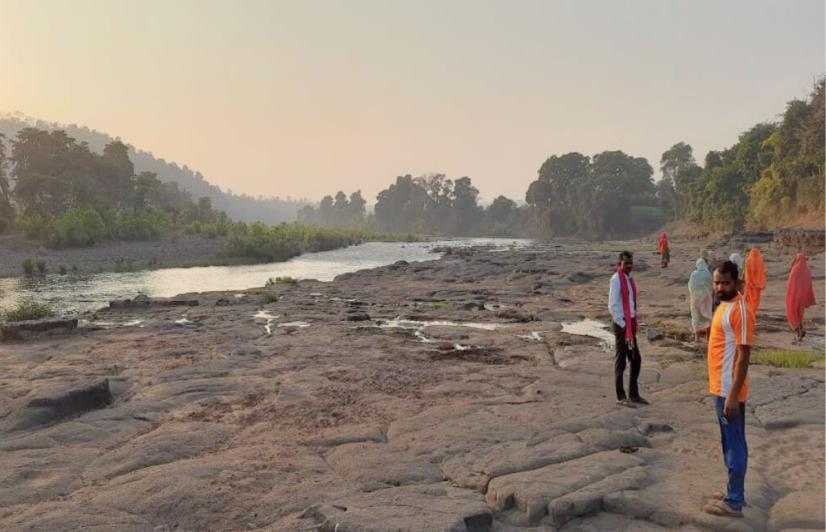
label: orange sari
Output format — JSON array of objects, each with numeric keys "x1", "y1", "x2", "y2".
[
  {"x1": 744, "y1": 248, "x2": 767, "y2": 313},
  {"x1": 786, "y1": 254, "x2": 815, "y2": 331}
]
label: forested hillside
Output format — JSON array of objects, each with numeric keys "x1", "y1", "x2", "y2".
[{"x1": 0, "y1": 114, "x2": 307, "y2": 225}]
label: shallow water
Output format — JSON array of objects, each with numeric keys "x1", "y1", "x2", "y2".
[
  {"x1": 0, "y1": 238, "x2": 530, "y2": 315},
  {"x1": 561, "y1": 319, "x2": 615, "y2": 350}
]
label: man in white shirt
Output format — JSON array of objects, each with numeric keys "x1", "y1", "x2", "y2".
[{"x1": 608, "y1": 251, "x2": 648, "y2": 407}]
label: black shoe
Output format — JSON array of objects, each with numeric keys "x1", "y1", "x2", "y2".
[{"x1": 630, "y1": 396, "x2": 649, "y2": 405}]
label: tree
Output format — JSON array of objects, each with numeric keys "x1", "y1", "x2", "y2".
[
  {"x1": 452, "y1": 176, "x2": 480, "y2": 235},
  {"x1": 660, "y1": 142, "x2": 701, "y2": 217},
  {"x1": 101, "y1": 140, "x2": 134, "y2": 207},
  {"x1": 132, "y1": 172, "x2": 162, "y2": 212},
  {"x1": 0, "y1": 133, "x2": 13, "y2": 232},
  {"x1": 347, "y1": 190, "x2": 367, "y2": 225}
]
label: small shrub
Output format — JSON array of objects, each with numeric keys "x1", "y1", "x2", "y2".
[
  {"x1": 35, "y1": 259, "x2": 47, "y2": 274},
  {"x1": 22, "y1": 258, "x2": 35, "y2": 275},
  {"x1": 3, "y1": 301, "x2": 55, "y2": 322},
  {"x1": 58, "y1": 265, "x2": 67, "y2": 275},
  {"x1": 265, "y1": 276, "x2": 298, "y2": 286},
  {"x1": 751, "y1": 350, "x2": 822, "y2": 369},
  {"x1": 49, "y1": 208, "x2": 108, "y2": 247}
]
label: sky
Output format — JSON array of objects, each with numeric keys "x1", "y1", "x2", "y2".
[{"x1": 1, "y1": 0, "x2": 823, "y2": 203}]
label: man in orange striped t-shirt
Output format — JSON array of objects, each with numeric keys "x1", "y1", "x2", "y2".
[{"x1": 704, "y1": 260, "x2": 755, "y2": 518}]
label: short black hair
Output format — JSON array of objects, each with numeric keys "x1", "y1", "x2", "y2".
[
  {"x1": 618, "y1": 251, "x2": 633, "y2": 262},
  {"x1": 714, "y1": 260, "x2": 739, "y2": 281}
]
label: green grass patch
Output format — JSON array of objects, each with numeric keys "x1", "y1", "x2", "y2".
[
  {"x1": 751, "y1": 350, "x2": 823, "y2": 369},
  {"x1": 3, "y1": 301, "x2": 55, "y2": 322},
  {"x1": 266, "y1": 276, "x2": 298, "y2": 286}
]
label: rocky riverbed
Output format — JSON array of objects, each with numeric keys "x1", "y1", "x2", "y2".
[{"x1": 0, "y1": 239, "x2": 823, "y2": 531}]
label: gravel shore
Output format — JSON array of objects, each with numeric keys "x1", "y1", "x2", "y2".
[{"x1": 0, "y1": 233, "x2": 229, "y2": 278}]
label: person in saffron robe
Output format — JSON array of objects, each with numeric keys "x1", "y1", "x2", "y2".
[
  {"x1": 786, "y1": 253, "x2": 816, "y2": 343},
  {"x1": 658, "y1": 232, "x2": 670, "y2": 268},
  {"x1": 743, "y1": 247, "x2": 767, "y2": 313},
  {"x1": 689, "y1": 258, "x2": 714, "y2": 344}
]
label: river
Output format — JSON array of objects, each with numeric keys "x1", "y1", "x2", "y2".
[{"x1": 0, "y1": 238, "x2": 531, "y2": 315}]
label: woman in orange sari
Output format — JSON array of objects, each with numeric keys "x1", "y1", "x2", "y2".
[
  {"x1": 744, "y1": 247, "x2": 767, "y2": 313},
  {"x1": 658, "y1": 232, "x2": 670, "y2": 268},
  {"x1": 786, "y1": 253, "x2": 816, "y2": 343}
]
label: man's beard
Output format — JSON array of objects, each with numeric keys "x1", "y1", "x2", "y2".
[{"x1": 719, "y1": 291, "x2": 737, "y2": 301}]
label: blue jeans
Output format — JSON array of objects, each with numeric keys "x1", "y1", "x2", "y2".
[{"x1": 715, "y1": 396, "x2": 747, "y2": 510}]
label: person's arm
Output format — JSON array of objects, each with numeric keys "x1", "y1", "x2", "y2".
[
  {"x1": 609, "y1": 274, "x2": 624, "y2": 327},
  {"x1": 724, "y1": 345, "x2": 750, "y2": 417}
]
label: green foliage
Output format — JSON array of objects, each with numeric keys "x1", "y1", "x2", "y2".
[
  {"x1": 224, "y1": 222, "x2": 359, "y2": 261},
  {"x1": 3, "y1": 301, "x2": 55, "y2": 322},
  {"x1": 49, "y1": 208, "x2": 107, "y2": 247},
  {"x1": 58, "y1": 264, "x2": 67, "y2": 275},
  {"x1": 751, "y1": 350, "x2": 822, "y2": 369},
  {"x1": 111, "y1": 210, "x2": 168, "y2": 240},
  {"x1": 524, "y1": 151, "x2": 656, "y2": 238},
  {"x1": 18, "y1": 214, "x2": 52, "y2": 240},
  {"x1": 21, "y1": 258, "x2": 34, "y2": 275},
  {"x1": 265, "y1": 276, "x2": 298, "y2": 286},
  {"x1": 670, "y1": 79, "x2": 824, "y2": 232}
]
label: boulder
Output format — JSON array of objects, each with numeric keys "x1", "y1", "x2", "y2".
[
  {"x1": 0, "y1": 317, "x2": 78, "y2": 341},
  {"x1": 3, "y1": 379, "x2": 112, "y2": 432}
]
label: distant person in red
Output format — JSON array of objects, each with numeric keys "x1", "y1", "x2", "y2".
[
  {"x1": 658, "y1": 232, "x2": 670, "y2": 268},
  {"x1": 786, "y1": 253, "x2": 816, "y2": 343}
]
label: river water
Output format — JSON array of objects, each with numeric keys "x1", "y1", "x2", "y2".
[{"x1": 0, "y1": 238, "x2": 531, "y2": 315}]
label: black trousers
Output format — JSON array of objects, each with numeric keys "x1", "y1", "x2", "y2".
[{"x1": 613, "y1": 322, "x2": 641, "y2": 400}]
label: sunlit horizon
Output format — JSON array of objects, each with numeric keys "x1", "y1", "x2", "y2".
[{"x1": 1, "y1": 0, "x2": 823, "y2": 203}]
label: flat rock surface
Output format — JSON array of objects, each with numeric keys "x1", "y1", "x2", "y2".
[{"x1": 0, "y1": 239, "x2": 823, "y2": 531}]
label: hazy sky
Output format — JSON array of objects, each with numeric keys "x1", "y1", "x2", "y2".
[{"x1": 1, "y1": 0, "x2": 823, "y2": 203}]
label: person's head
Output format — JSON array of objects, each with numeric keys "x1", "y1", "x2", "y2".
[
  {"x1": 713, "y1": 260, "x2": 740, "y2": 301},
  {"x1": 618, "y1": 251, "x2": 633, "y2": 275}
]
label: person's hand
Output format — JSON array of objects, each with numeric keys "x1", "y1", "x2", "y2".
[
  {"x1": 723, "y1": 396, "x2": 740, "y2": 418},
  {"x1": 625, "y1": 338, "x2": 635, "y2": 350}
]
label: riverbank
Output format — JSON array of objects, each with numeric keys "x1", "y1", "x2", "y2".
[
  {"x1": 0, "y1": 237, "x2": 823, "y2": 530},
  {"x1": 0, "y1": 233, "x2": 233, "y2": 278}
]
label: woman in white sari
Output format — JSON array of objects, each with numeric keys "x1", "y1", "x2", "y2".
[{"x1": 688, "y1": 258, "x2": 713, "y2": 343}]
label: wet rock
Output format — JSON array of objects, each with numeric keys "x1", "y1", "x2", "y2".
[
  {"x1": 388, "y1": 260, "x2": 409, "y2": 270},
  {"x1": 343, "y1": 311, "x2": 371, "y2": 322},
  {"x1": 646, "y1": 327, "x2": 664, "y2": 341},
  {"x1": 109, "y1": 297, "x2": 150, "y2": 309},
  {"x1": 0, "y1": 317, "x2": 78, "y2": 341},
  {"x1": 161, "y1": 299, "x2": 199, "y2": 307},
  {"x1": 461, "y1": 301, "x2": 485, "y2": 311},
  {"x1": 637, "y1": 420, "x2": 674, "y2": 435},
  {"x1": 3, "y1": 379, "x2": 112, "y2": 432},
  {"x1": 215, "y1": 298, "x2": 231, "y2": 306},
  {"x1": 495, "y1": 308, "x2": 531, "y2": 322}
]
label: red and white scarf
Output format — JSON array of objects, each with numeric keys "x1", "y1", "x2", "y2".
[{"x1": 618, "y1": 267, "x2": 638, "y2": 342}]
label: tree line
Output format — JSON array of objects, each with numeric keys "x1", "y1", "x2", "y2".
[
  {"x1": 658, "y1": 79, "x2": 823, "y2": 231},
  {"x1": 299, "y1": 79, "x2": 823, "y2": 238},
  {"x1": 0, "y1": 127, "x2": 232, "y2": 245},
  {"x1": 0, "y1": 115, "x2": 309, "y2": 225}
]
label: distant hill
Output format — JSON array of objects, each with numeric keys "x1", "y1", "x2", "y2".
[{"x1": 0, "y1": 113, "x2": 308, "y2": 224}]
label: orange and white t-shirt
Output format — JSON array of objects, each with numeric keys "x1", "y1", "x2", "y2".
[{"x1": 707, "y1": 294, "x2": 755, "y2": 402}]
